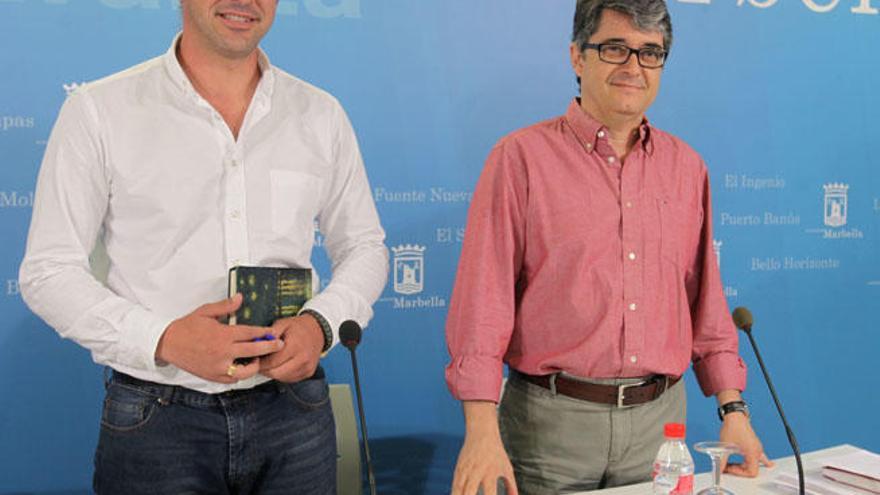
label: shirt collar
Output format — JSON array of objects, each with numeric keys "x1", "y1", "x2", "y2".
[
  {"x1": 162, "y1": 32, "x2": 275, "y2": 104},
  {"x1": 564, "y1": 98, "x2": 655, "y2": 156}
]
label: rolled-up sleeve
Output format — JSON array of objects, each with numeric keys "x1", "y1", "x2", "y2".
[
  {"x1": 688, "y1": 167, "x2": 748, "y2": 397},
  {"x1": 445, "y1": 140, "x2": 527, "y2": 403}
]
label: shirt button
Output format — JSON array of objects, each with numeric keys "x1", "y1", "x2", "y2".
[
  {"x1": 230, "y1": 210, "x2": 241, "y2": 219},
  {"x1": 607, "y1": 156, "x2": 616, "y2": 164},
  {"x1": 629, "y1": 303, "x2": 637, "y2": 311},
  {"x1": 585, "y1": 143, "x2": 593, "y2": 150},
  {"x1": 630, "y1": 355, "x2": 638, "y2": 363},
  {"x1": 598, "y1": 131, "x2": 606, "y2": 138},
  {"x1": 628, "y1": 252, "x2": 637, "y2": 261},
  {"x1": 231, "y1": 159, "x2": 239, "y2": 168},
  {"x1": 625, "y1": 201, "x2": 633, "y2": 208}
]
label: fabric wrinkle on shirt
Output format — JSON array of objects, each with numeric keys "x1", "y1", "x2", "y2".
[
  {"x1": 445, "y1": 99, "x2": 746, "y2": 403},
  {"x1": 20, "y1": 34, "x2": 389, "y2": 394}
]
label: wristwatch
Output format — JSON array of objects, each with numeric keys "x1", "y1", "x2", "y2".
[
  {"x1": 717, "y1": 400, "x2": 750, "y2": 421},
  {"x1": 300, "y1": 309, "x2": 333, "y2": 353}
]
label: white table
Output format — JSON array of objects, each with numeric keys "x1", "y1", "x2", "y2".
[{"x1": 577, "y1": 444, "x2": 860, "y2": 495}]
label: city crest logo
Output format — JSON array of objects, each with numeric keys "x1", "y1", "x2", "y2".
[
  {"x1": 805, "y1": 182, "x2": 862, "y2": 240},
  {"x1": 378, "y1": 243, "x2": 446, "y2": 310},
  {"x1": 823, "y1": 183, "x2": 848, "y2": 227},
  {"x1": 713, "y1": 239, "x2": 738, "y2": 298},
  {"x1": 392, "y1": 244, "x2": 425, "y2": 295}
]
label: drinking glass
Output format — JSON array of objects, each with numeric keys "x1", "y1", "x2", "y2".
[{"x1": 694, "y1": 441, "x2": 740, "y2": 495}]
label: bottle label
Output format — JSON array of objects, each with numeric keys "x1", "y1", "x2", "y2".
[
  {"x1": 653, "y1": 468, "x2": 693, "y2": 495},
  {"x1": 673, "y1": 474, "x2": 694, "y2": 494}
]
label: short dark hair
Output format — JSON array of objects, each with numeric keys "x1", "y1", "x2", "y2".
[
  {"x1": 572, "y1": 0, "x2": 673, "y2": 87},
  {"x1": 573, "y1": 0, "x2": 673, "y2": 51}
]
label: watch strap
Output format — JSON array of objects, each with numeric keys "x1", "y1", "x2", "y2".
[
  {"x1": 301, "y1": 309, "x2": 333, "y2": 353},
  {"x1": 718, "y1": 400, "x2": 750, "y2": 421}
]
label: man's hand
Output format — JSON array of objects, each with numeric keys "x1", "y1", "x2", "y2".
[
  {"x1": 155, "y1": 293, "x2": 284, "y2": 384},
  {"x1": 719, "y1": 411, "x2": 774, "y2": 477},
  {"x1": 451, "y1": 401, "x2": 519, "y2": 495},
  {"x1": 259, "y1": 313, "x2": 325, "y2": 383}
]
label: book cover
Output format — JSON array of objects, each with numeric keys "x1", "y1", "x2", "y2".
[{"x1": 228, "y1": 266, "x2": 312, "y2": 326}]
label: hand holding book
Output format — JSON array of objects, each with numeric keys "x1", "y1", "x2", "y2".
[
  {"x1": 227, "y1": 266, "x2": 313, "y2": 365},
  {"x1": 156, "y1": 293, "x2": 285, "y2": 383},
  {"x1": 258, "y1": 313, "x2": 326, "y2": 383}
]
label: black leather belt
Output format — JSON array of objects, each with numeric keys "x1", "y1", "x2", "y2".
[{"x1": 514, "y1": 370, "x2": 680, "y2": 407}]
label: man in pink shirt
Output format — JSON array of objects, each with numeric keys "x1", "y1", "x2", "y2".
[{"x1": 446, "y1": 1, "x2": 772, "y2": 493}]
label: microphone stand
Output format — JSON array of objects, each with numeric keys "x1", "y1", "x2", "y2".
[
  {"x1": 340, "y1": 320, "x2": 377, "y2": 495},
  {"x1": 741, "y1": 325, "x2": 804, "y2": 495},
  {"x1": 346, "y1": 343, "x2": 377, "y2": 495}
]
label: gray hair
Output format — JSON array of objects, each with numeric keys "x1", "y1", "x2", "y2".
[{"x1": 572, "y1": 0, "x2": 673, "y2": 53}]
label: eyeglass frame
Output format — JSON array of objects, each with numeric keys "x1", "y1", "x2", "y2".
[{"x1": 581, "y1": 42, "x2": 669, "y2": 69}]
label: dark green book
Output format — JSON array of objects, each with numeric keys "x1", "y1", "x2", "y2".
[{"x1": 227, "y1": 266, "x2": 312, "y2": 326}]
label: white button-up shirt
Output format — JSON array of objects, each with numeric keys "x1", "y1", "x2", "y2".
[{"x1": 20, "y1": 37, "x2": 389, "y2": 393}]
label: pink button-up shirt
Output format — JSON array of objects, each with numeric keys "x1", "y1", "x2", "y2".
[{"x1": 445, "y1": 100, "x2": 747, "y2": 403}]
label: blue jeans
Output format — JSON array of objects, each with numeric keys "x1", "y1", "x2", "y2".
[{"x1": 94, "y1": 368, "x2": 336, "y2": 494}]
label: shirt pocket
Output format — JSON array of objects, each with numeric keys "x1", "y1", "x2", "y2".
[
  {"x1": 269, "y1": 170, "x2": 324, "y2": 238},
  {"x1": 656, "y1": 196, "x2": 701, "y2": 268}
]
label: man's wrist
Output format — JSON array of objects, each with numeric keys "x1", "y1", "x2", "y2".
[
  {"x1": 462, "y1": 401, "x2": 501, "y2": 437},
  {"x1": 300, "y1": 309, "x2": 333, "y2": 352},
  {"x1": 154, "y1": 318, "x2": 180, "y2": 364},
  {"x1": 718, "y1": 400, "x2": 750, "y2": 422}
]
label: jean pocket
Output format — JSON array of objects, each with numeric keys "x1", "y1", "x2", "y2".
[
  {"x1": 100, "y1": 383, "x2": 160, "y2": 432},
  {"x1": 282, "y1": 375, "x2": 331, "y2": 411}
]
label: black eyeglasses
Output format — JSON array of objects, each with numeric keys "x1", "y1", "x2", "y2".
[{"x1": 582, "y1": 43, "x2": 668, "y2": 69}]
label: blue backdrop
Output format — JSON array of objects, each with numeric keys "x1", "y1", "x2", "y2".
[{"x1": 1, "y1": 1, "x2": 878, "y2": 493}]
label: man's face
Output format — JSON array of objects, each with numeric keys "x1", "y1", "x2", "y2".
[
  {"x1": 181, "y1": 0, "x2": 277, "y2": 60},
  {"x1": 571, "y1": 9, "x2": 665, "y2": 121}
]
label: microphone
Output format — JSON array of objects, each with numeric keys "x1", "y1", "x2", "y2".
[
  {"x1": 340, "y1": 320, "x2": 362, "y2": 349},
  {"x1": 339, "y1": 320, "x2": 377, "y2": 495},
  {"x1": 732, "y1": 307, "x2": 803, "y2": 495}
]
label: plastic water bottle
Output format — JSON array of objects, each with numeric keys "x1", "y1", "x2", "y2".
[{"x1": 652, "y1": 423, "x2": 695, "y2": 495}]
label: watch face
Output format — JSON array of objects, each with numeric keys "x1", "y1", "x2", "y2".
[{"x1": 718, "y1": 401, "x2": 749, "y2": 421}]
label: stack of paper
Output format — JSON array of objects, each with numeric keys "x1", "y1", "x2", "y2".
[
  {"x1": 773, "y1": 447, "x2": 880, "y2": 495},
  {"x1": 822, "y1": 449, "x2": 880, "y2": 494},
  {"x1": 774, "y1": 470, "x2": 861, "y2": 495}
]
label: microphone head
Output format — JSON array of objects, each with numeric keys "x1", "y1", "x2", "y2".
[
  {"x1": 339, "y1": 320, "x2": 362, "y2": 349},
  {"x1": 732, "y1": 307, "x2": 753, "y2": 331}
]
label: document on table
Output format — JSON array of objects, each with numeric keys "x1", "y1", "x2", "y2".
[
  {"x1": 822, "y1": 448, "x2": 880, "y2": 494},
  {"x1": 773, "y1": 447, "x2": 880, "y2": 495}
]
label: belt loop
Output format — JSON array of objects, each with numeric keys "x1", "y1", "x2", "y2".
[
  {"x1": 548, "y1": 373, "x2": 558, "y2": 396},
  {"x1": 103, "y1": 366, "x2": 113, "y2": 389},
  {"x1": 157, "y1": 383, "x2": 175, "y2": 406},
  {"x1": 653, "y1": 375, "x2": 670, "y2": 400}
]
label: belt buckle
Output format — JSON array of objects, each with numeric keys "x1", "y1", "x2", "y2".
[{"x1": 616, "y1": 380, "x2": 646, "y2": 408}]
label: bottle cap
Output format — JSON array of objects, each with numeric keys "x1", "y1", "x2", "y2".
[{"x1": 664, "y1": 423, "x2": 686, "y2": 438}]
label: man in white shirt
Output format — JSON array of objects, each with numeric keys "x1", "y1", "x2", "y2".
[{"x1": 19, "y1": 1, "x2": 388, "y2": 493}]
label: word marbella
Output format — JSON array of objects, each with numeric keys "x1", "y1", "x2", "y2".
[{"x1": 12, "y1": 0, "x2": 362, "y2": 18}]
